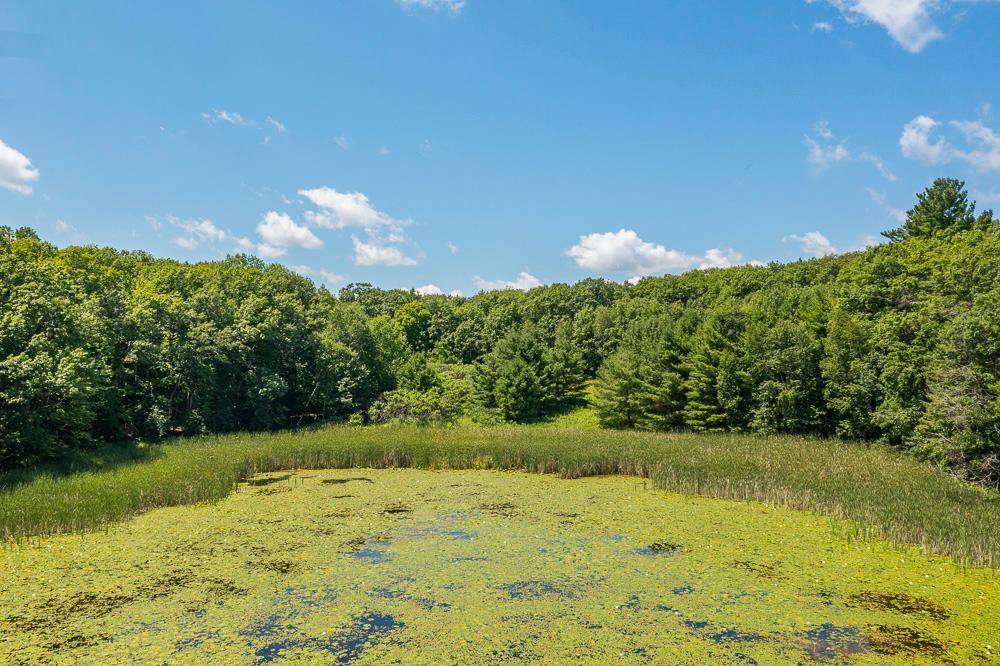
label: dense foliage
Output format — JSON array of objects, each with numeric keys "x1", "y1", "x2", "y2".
[{"x1": 1, "y1": 178, "x2": 997, "y2": 486}]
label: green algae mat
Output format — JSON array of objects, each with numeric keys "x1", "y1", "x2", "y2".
[{"x1": 1, "y1": 470, "x2": 997, "y2": 664}]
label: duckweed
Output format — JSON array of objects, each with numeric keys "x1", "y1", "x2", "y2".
[{"x1": 2, "y1": 469, "x2": 997, "y2": 663}]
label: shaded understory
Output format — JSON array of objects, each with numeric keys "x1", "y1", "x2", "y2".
[
  {"x1": 1, "y1": 426, "x2": 998, "y2": 567},
  {"x1": 2, "y1": 469, "x2": 996, "y2": 664}
]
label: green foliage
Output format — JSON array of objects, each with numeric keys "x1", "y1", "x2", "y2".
[
  {"x1": 883, "y1": 177, "x2": 994, "y2": 241},
  {"x1": 3, "y1": 179, "x2": 1000, "y2": 485}
]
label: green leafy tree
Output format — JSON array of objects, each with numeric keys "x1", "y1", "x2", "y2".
[{"x1": 883, "y1": 178, "x2": 992, "y2": 241}]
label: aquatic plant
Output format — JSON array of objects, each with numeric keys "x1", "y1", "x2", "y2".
[{"x1": 1, "y1": 425, "x2": 998, "y2": 567}]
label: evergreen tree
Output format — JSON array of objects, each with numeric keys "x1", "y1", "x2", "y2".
[
  {"x1": 593, "y1": 348, "x2": 645, "y2": 428},
  {"x1": 883, "y1": 178, "x2": 988, "y2": 241},
  {"x1": 682, "y1": 310, "x2": 741, "y2": 432}
]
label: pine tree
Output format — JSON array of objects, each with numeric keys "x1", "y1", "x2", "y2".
[
  {"x1": 682, "y1": 312, "x2": 739, "y2": 432},
  {"x1": 593, "y1": 348, "x2": 645, "y2": 428}
]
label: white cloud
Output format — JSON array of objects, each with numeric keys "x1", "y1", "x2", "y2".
[
  {"x1": 812, "y1": 20, "x2": 834, "y2": 31},
  {"x1": 0, "y1": 138, "x2": 39, "y2": 194},
  {"x1": 806, "y1": 136, "x2": 850, "y2": 171},
  {"x1": 900, "y1": 115, "x2": 950, "y2": 163},
  {"x1": 172, "y1": 236, "x2": 200, "y2": 250},
  {"x1": 867, "y1": 188, "x2": 908, "y2": 223},
  {"x1": 698, "y1": 248, "x2": 745, "y2": 269},
  {"x1": 447, "y1": 241, "x2": 459, "y2": 254},
  {"x1": 378, "y1": 146, "x2": 391, "y2": 156},
  {"x1": 202, "y1": 109, "x2": 285, "y2": 141},
  {"x1": 858, "y1": 151, "x2": 897, "y2": 180},
  {"x1": 899, "y1": 113, "x2": 1000, "y2": 171},
  {"x1": 290, "y1": 265, "x2": 346, "y2": 286},
  {"x1": 815, "y1": 0, "x2": 944, "y2": 53},
  {"x1": 805, "y1": 121, "x2": 894, "y2": 179},
  {"x1": 333, "y1": 134, "x2": 350, "y2": 150},
  {"x1": 202, "y1": 109, "x2": 255, "y2": 127},
  {"x1": 55, "y1": 219, "x2": 77, "y2": 235},
  {"x1": 419, "y1": 139, "x2": 435, "y2": 155},
  {"x1": 266, "y1": 116, "x2": 286, "y2": 133},
  {"x1": 474, "y1": 272, "x2": 542, "y2": 292},
  {"x1": 449, "y1": 289, "x2": 463, "y2": 297},
  {"x1": 256, "y1": 211, "x2": 323, "y2": 257},
  {"x1": 784, "y1": 230, "x2": 838, "y2": 257},
  {"x1": 174, "y1": 217, "x2": 228, "y2": 242},
  {"x1": 949, "y1": 119, "x2": 1000, "y2": 171},
  {"x1": 414, "y1": 284, "x2": 444, "y2": 295},
  {"x1": 299, "y1": 187, "x2": 409, "y2": 231},
  {"x1": 397, "y1": 0, "x2": 466, "y2": 13},
  {"x1": 566, "y1": 229, "x2": 751, "y2": 276},
  {"x1": 352, "y1": 236, "x2": 418, "y2": 266}
]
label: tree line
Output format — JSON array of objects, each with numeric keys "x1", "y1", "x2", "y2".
[{"x1": 1, "y1": 179, "x2": 997, "y2": 486}]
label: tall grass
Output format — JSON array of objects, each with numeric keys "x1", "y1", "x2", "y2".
[{"x1": 2, "y1": 425, "x2": 997, "y2": 567}]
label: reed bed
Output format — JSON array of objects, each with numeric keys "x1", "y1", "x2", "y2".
[{"x1": 2, "y1": 425, "x2": 997, "y2": 567}]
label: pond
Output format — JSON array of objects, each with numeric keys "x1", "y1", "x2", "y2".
[{"x1": 1, "y1": 469, "x2": 996, "y2": 663}]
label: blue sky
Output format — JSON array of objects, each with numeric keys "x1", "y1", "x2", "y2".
[{"x1": 1, "y1": 0, "x2": 999, "y2": 295}]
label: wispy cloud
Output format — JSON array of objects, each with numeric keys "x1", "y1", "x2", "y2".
[
  {"x1": 201, "y1": 109, "x2": 286, "y2": 142},
  {"x1": 867, "y1": 188, "x2": 907, "y2": 223},
  {"x1": 159, "y1": 215, "x2": 255, "y2": 255},
  {"x1": 805, "y1": 121, "x2": 895, "y2": 179},
  {"x1": 397, "y1": 0, "x2": 466, "y2": 14},
  {"x1": 900, "y1": 113, "x2": 1000, "y2": 171},
  {"x1": 474, "y1": 272, "x2": 542, "y2": 292},
  {"x1": 290, "y1": 265, "x2": 346, "y2": 287},
  {"x1": 333, "y1": 134, "x2": 350, "y2": 150}
]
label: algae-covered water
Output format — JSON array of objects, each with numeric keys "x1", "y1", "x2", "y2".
[{"x1": 1, "y1": 469, "x2": 997, "y2": 664}]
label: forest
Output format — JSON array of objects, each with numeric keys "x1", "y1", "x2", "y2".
[{"x1": 2, "y1": 178, "x2": 998, "y2": 487}]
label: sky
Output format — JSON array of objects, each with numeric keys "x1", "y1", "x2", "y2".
[{"x1": 1, "y1": 0, "x2": 999, "y2": 296}]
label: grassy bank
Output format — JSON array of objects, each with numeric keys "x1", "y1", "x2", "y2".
[{"x1": 2, "y1": 425, "x2": 998, "y2": 567}]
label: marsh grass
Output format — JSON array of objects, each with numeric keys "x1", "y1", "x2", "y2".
[{"x1": 1, "y1": 425, "x2": 998, "y2": 567}]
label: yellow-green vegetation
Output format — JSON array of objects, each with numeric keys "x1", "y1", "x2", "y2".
[
  {"x1": 1, "y1": 469, "x2": 996, "y2": 663},
  {"x1": 2, "y1": 426, "x2": 999, "y2": 568}
]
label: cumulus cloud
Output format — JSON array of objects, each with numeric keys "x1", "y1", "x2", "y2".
[
  {"x1": 0, "y1": 138, "x2": 39, "y2": 194},
  {"x1": 352, "y1": 236, "x2": 418, "y2": 266},
  {"x1": 566, "y1": 229, "x2": 754, "y2": 277},
  {"x1": 414, "y1": 284, "x2": 444, "y2": 296},
  {"x1": 397, "y1": 0, "x2": 465, "y2": 14},
  {"x1": 299, "y1": 187, "x2": 409, "y2": 231},
  {"x1": 812, "y1": 0, "x2": 944, "y2": 53},
  {"x1": 447, "y1": 241, "x2": 459, "y2": 254},
  {"x1": 256, "y1": 211, "x2": 323, "y2": 257},
  {"x1": 784, "y1": 230, "x2": 838, "y2": 257},
  {"x1": 899, "y1": 113, "x2": 1000, "y2": 171},
  {"x1": 900, "y1": 115, "x2": 951, "y2": 163},
  {"x1": 474, "y1": 272, "x2": 542, "y2": 292},
  {"x1": 805, "y1": 121, "x2": 895, "y2": 179},
  {"x1": 812, "y1": 20, "x2": 834, "y2": 32},
  {"x1": 153, "y1": 214, "x2": 258, "y2": 255},
  {"x1": 297, "y1": 186, "x2": 421, "y2": 267},
  {"x1": 289, "y1": 265, "x2": 346, "y2": 287}
]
